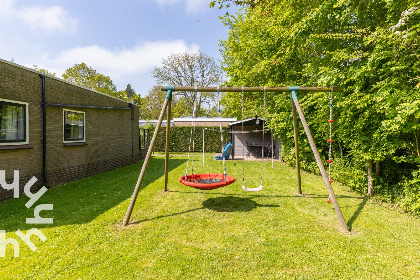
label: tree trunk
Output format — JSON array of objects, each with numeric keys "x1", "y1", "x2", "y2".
[
  {"x1": 338, "y1": 141, "x2": 344, "y2": 157},
  {"x1": 375, "y1": 161, "x2": 381, "y2": 178},
  {"x1": 367, "y1": 159, "x2": 373, "y2": 196}
]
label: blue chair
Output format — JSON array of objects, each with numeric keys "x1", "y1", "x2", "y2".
[{"x1": 214, "y1": 142, "x2": 232, "y2": 160}]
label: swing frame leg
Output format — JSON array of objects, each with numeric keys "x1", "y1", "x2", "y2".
[
  {"x1": 122, "y1": 90, "x2": 172, "y2": 226},
  {"x1": 292, "y1": 102, "x2": 302, "y2": 195},
  {"x1": 164, "y1": 99, "x2": 172, "y2": 192},
  {"x1": 291, "y1": 89, "x2": 349, "y2": 233}
]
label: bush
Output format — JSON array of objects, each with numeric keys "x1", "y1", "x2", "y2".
[
  {"x1": 332, "y1": 157, "x2": 367, "y2": 194},
  {"x1": 401, "y1": 171, "x2": 420, "y2": 214},
  {"x1": 154, "y1": 126, "x2": 231, "y2": 153}
]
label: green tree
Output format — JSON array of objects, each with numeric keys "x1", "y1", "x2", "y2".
[
  {"x1": 114, "y1": 84, "x2": 141, "y2": 105},
  {"x1": 62, "y1": 62, "x2": 117, "y2": 97},
  {"x1": 209, "y1": 0, "x2": 258, "y2": 9},
  {"x1": 139, "y1": 86, "x2": 167, "y2": 119},
  {"x1": 33, "y1": 65, "x2": 56, "y2": 77},
  {"x1": 152, "y1": 51, "x2": 223, "y2": 117},
  {"x1": 219, "y1": 0, "x2": 420, "y2": 203}
]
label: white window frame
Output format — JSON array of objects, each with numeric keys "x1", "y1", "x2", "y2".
[
  {"x1": 63, "y1": 109, "x2": 86, "y2": 143},
  {"x1": 0, "y1": 98, "x2": 29, "y2": 146}
]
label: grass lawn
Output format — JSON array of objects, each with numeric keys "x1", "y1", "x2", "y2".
[{"x1": 1, "y1": 155, "x2": 420, "y2": 279}]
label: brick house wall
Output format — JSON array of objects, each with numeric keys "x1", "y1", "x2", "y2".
[{"x1": 0, "y1": 59, "x2": 140, "y2": 200}]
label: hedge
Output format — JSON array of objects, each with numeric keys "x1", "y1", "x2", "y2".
[{"x1": 154, "y1": 126, "x2": 231, "y2": 153}]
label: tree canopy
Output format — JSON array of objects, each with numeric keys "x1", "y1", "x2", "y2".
[
  {"x1": 152, "y1": 51, "x2": 223, "y2": 117},
  {"x1": 62, "y1": 62, "x2": 118, "y2": 97},
  {"x1": 218, "y1": 0, "x2": 420, "y2": 212},
  {"x1": 33, "y1": 65, "x2": 56, "y2": 77},
  {"x1": 61, "y1": 62, "x2": 141, "y2": 111},
  {"x1": 139, "y1": 86, "x2": 167, "y2": 119}
]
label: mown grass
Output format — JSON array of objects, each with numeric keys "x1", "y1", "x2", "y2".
[{"x1": 1, "y1": 155, "x2": 420, "y2": 279}]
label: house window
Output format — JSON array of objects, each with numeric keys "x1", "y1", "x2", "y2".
[
  {"x1": 0, "y1": 99, "x2": 28, "y2": 145},
  {"x1": 64, "y1": 110, "x2": 85, "y2": 142}
]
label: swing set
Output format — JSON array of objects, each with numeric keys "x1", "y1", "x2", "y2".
[
  {"x1": 179, "y1": 96, "x2": 236, "y2": 190},
  {"x1": 122, "y1": 86, "x2": 349, "y2": 233},
  {"x1": 180, "y1": 87, "x2": 271, "y2": 192}
]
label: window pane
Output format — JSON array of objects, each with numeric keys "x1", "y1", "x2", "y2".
[
  {"x1": 64, "y1": 111, "x2": 84, "y2": 141},
  {"x1": 0, "y1": 101, "x2": 26, "y2": 142}
]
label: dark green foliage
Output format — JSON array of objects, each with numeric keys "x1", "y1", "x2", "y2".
[
  {"x1": 219, "y1": 0, "x2": 420, "y2": 213},
  {"x1": 154, "y1": 126, "x2": 231, "y2": 153},
  {"x1": 401, "y1": 170, "x2": 420, "y2": 214}
]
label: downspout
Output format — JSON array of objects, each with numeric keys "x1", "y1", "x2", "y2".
[
  {"x1": 130, "y1": 103, "x2": 134, "y2": 157},
  {"x1": 40, "y1": 74, "x2": 47, "y2": 186}
]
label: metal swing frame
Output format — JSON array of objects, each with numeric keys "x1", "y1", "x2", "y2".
[{"x1": 122, "y1": 85, "x2": 349, "y2": 233}]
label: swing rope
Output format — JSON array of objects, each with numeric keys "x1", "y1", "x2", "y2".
[
  {"x1": 217, "y1": 87, "x2": 227, "y2": 181},
  {"x1": 242, "y1": 87, "x2": 264, "y2": 192},
  {"x1": 241, "y1": 87, "x2": 245, "y2": 188},
  {"x1": 185, "y1": 89, "x2": 197, "y2": 180},
  {"x1": 260, "y1": 87, "x2": 266, "y2": 186},
  {"x1": 271, "y1": 129, "x2": 274, "y2": 168},
  {"x1": 180, "y1": 86, "x2": 236, "y2": 190},
  {"x1": 327, "y1": 87, "x2": 334, "y2": 203}
]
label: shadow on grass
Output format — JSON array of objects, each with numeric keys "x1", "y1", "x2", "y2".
[
  {"x1": 202, "y1": 196, "x2": 279, "y2": 212},
  {"x1": 346, "y1": 197, "x2": 368, "y2": 231},
  {"x1": 170, "y1": 189, "x2": 367, "y2": 230},
  {"x1": 127, "y1": 196, "x2": 279, "y2": 225},
  {"x1": 170, "y1": 190, "x2": 362, "y2": 200},
  {"x1": 129, "y1": 207, "x2": 205, "y2": 225},
  {"x1": 0, "y1": 157, "x2": 186, "y2": 231}
]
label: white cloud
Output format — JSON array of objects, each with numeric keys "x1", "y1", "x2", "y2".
[
  {"x1": 0, "y1": 0, "x2": 14, "y2": 12},
  {"x1": 35, "y1": 40, "x2": 200, "y2": 94},
  {"x1": 185, "y1": 0, "x2": 208, "y2": 14},
  {"x1": 19, "y1": 6, "x2": 78, "y2": 34},
  {"x1": 0, "y1": 0, "x2": 78, "y2": 34},
  {"x1": 152, "y1": 0, "x2": 208, "y2": 14},
  {"x1": 154, "y1": 0, "x2": 178, "y2": 5},
  {"x1": 53, "y1": 40, "x2": 200, "y2": 74}
]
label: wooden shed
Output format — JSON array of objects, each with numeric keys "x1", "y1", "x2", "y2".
[{"x1": 229, "y1": 116, "x2": 281, "y2": 160}]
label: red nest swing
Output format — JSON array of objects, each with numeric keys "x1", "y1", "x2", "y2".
[{"x1": 179, "y1": 173, "x2": 236, "y2": 190}]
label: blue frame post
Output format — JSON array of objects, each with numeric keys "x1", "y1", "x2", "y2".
[{"x1": 289, "y1": 87, "x2": 349, "y2": 232}]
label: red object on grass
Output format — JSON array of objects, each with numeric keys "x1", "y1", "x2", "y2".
[
  {"x1": 327, "y1": 159, "x2": 333, "y2": 163},
  {"x1": 326, "y1": 198, "x2": 332, "y2": 203},
  {"x1": 328, "y1": 119, "x2": 334, "y2": 123},
  {"x1": 179, "y1": 173, "x2": 236, "y2": 190},
  {"x1": 327, "y1": 139, "x2": 334, "y2": 143},
  {"x1": 329, "y1": 180, "x2": 334, "y2": 183}
]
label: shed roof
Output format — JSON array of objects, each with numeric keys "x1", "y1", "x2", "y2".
[
  {"x1": 173, "y1": 117, "x2": 237, "y2": 123},
  {"x1": 139, "y1": 120, "x2": 173, "y2": 127},
  {"x1": 229, "y1": 116, "x2": 266, "y2": 127}
]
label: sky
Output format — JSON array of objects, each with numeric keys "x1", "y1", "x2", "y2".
[{"x1": 0, "y1": 0, "x2": 237, "y2": 96}]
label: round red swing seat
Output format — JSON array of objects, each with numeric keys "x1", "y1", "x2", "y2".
[{"x1": 179, "y1": 173, "x2": 236, "y2": 190}]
